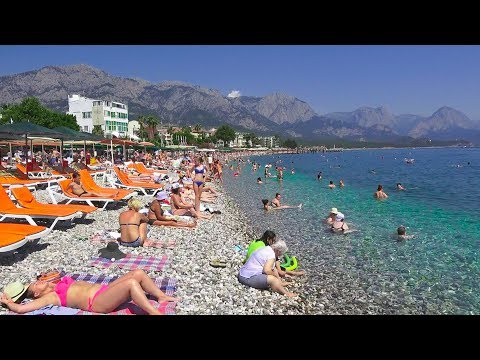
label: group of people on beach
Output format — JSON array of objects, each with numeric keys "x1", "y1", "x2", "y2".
[{"x1": 1, "y1": 151, "x2": 227, "y2": 315}]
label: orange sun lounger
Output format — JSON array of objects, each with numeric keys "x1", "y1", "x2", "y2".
[
  {"x1": 134, "y1": 162, "x2": 168, "y2": 175},
  {"x1": 10, "y1": 186, "x2": 97, "y2": 216},
  {"x1": 112, "y1": 167, "x2": 163, "y2": 196},
  {"x1": 78, "y1": 169, "x2": 136, "y2": 200},
  {"x1": 0, "y1": 186, "x2": 82, "y2": 229},
  {"x1": 0, "y1": 223, "x2": 51, "y2": 253},
  {"x1": 48, "y1": 179, "x2": 117, "y2": 210}
]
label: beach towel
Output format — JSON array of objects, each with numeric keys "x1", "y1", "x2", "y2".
[
  {"x1": 89, "y1": 254, "x2": 168, "y2": 272},
  {"x1": 8, "y1": 273, "x2": 177, "y2": 315},
  {"x1": 90, "y1": 231, "x2": 176, "y2": 249}
]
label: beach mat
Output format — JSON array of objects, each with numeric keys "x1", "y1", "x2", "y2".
[
  {"x1": 8, "y1": 273, "x2": 177, "y2": 315},
  {"x1": 89, "y1": 254, "x2": 168, "y2": 272}
]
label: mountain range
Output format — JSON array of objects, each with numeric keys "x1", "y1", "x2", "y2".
[{"x1": 1, "y1": 64, "x2": 479, "y2": 145}]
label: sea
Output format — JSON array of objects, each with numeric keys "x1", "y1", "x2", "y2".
[{"x1": 222, "y1": 147, "x2": 480, "y2": 314}]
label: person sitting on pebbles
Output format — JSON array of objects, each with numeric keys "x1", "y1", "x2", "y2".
[
  {"x1": 147, "y1": 191, "x2": 196, "y2": 228},
  {"x1": 238, "y1": 239, "x2": 298, "y2": 298},
  {"x1": 118, "y1": 198, "x2": 155, "y2": 247}
]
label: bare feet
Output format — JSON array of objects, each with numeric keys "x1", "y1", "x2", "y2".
[
  {"x1": 143, "y1": 239, "x2": 156, "y2": 247},
  {"x1": 158, "y1": 295, "x2": 182, "y2": 302}
]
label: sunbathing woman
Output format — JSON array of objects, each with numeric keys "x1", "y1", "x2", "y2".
[
  {"x1": 68, "y1": 172, "x2": 118, "y2": 198},
  {"x1": 0, "y1": 269, "x2": 179, "y2": 315},
  {"x1": 118, "y1": 198, "x2": 154, "y2": 247},
  {"x1": 148, "y1": 192, "x2": 196, "y2": 228},
  {"x1": 170, "y1": 184, "x2": 213, "y2": 220}
]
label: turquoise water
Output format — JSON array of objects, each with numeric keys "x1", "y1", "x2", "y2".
[{"x1": 223, "y1": 147, "x2": 480, "y2": 314}]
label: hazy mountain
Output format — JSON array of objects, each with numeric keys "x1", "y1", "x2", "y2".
[{"x1": 0, "y1": 64, "x2": 479, "y2": 144}]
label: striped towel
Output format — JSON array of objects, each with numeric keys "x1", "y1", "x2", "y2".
[{"x1": 89, "y1": 254, "x2": 168, "y2": 272}]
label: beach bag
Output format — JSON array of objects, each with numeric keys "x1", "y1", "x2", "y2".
[{"x1": 37, "y1": 269, "x2": 62, "y2": 284}]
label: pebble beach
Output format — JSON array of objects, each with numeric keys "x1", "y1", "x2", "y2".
[{"x1": 0, "y1": 185, "x2": 314, "y2": 315}]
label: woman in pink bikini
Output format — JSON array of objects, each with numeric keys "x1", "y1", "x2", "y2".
[{"x1": 0, "y1": 269, "x2": 180, "y2": 315}]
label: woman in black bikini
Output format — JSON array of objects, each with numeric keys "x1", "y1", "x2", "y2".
[
  {"x1": 68, "y1": 172, "x2": 117, "y2": 198},
  {"x1": 118, "y1": 198, "x2": 153, "y2": 247}
]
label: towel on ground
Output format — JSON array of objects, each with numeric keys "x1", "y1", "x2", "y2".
[{"x1": 89, "y1": 254, "x2": 168, "y2": 272}]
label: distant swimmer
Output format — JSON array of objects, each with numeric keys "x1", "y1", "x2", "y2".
[
  {"x1": 328, "y1": 180, "x2": 336, "y2": 189},
  {"x1": 374, "y1": 184, "x2": 388, "y2": 199},
  {"x1": 396, "y1": 183, "x2": 405, "y2": 191},
  {"x1": 397, "y1": 226, "x2": 414, "y2": 241},
  {"x1": 291, "y1": 168, "x2": 295, "y2": 174},
  {"x1": 369, "y1": 169, "x2": 376, "y2": 174},
  {"x1": 262, "y1": 199, "x2": 302, "y2": 211},
  {"x1": 257, "y1": 177, "x2": 263, "y2": 184},
  {"x1": 317, "y1": 171, "x2": 322, "y2": 180},
  {"x1": 339, "y1": 179, "x2": 345, "y2": 188},
  {"x1": 271, "y1": 193, "x2": 302, "y2": 209}
]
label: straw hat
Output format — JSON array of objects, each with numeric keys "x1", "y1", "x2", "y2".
[{"x1": 3, "y1": 281, "x2": 28, "y2": 303}]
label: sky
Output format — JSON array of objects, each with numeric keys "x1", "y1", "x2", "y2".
[{"x1": 1, "y1": 45, "x2": 480, "y2": 120}]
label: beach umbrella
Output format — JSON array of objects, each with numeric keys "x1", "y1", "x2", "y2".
[
  {"x1": 0, "y1": 121, "x2": 65, "y2": 177},
  {"x1": 139, "y1": 141, "x2": 155, "y2": 152}
]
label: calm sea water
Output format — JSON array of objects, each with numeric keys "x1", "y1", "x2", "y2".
[{"x1": 222, "y1": 147, "x2": 480, "y2": 314}]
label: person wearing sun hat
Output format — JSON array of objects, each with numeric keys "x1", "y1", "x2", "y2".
[
  {"x1": 0, "y1": 270, "x2": 180, "y2": 314},
  {"x1": 147, "y1": 190, "x2": 197, "y2": 228},
  {"x1": 1, "y1": 281, "x2": 29, "y2": 305},
  {"x1": 331, "y1": 212, "x2": 349, "y2": 233},
  {"x1": 326, "y1": 207, "x2": 339, "y2": 224}
]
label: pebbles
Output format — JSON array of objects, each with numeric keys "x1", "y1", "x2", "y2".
[{"x1": 0, "y1": 186, "x2": 311, "y2": 315}]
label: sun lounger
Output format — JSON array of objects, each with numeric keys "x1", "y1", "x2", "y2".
[
  {"x1": 0, "y1": 186, "x2": 82, "y2": 230},
  {"x1": 0, "y1": 223, "x2": 51, "y2": 253},
  {"x1": 134, "y1": 162, "x2": 168, "y2": 175},
  {"x1": 78, "y1": 169, "x2": 136, "y2": 200},
  {"x1": 112, "y1": 167, "x2": 164, "y2": 196},
  {"x1": 47, "y1": 179, "x2": 117, "y2": 210},
  {"x1": 15, "y1": 163, "x2": 56, "y2": 180},
  {"x1": 10, "y1": 185, "x2": 97, "y2": 216}
]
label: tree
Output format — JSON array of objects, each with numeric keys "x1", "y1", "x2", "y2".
[
  {"x1": 283, "y1": 138, "x2": 298, "y2": 149},
  {"x1": 244, "y1": 132, "x2": 259, "y2": 147},
  {"x1": 92, "y1": 125, "x2": 104, "y2": 137},
  {"x1": 215, "y1": 124, "x2": 236, "y2": 143},
  {"x1": 0, "y1": 97, "x2": 79, "y2": 129}
]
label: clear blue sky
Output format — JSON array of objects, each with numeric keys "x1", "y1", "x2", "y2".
[{"x1": 1, "y1": 45, "x2": 480, "y2": 120}]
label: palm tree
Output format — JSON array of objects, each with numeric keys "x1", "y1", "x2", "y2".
[
  {"x1": 193, "y1": 124, "x2": 202, "y2": 132},
  {"x1": 145, "y1": 115, "x2": 159, "y2": 140}
]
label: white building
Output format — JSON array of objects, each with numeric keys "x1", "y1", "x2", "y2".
[
  {"x1": 228, "y1": 133, "x2": 250, "y2": 148},
  {"x1": 258, "y1": 136, "x2": 278, "y2": 148},
  {"x1": 67, "y1": 94, "x2": 129, "y2": 136}
]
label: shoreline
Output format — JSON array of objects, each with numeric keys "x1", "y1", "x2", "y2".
[{"x1": 0, "y1": 184, "x2": 312, "y2": 315}]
